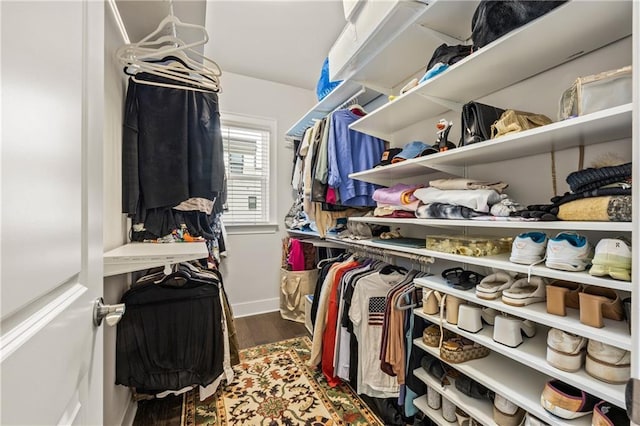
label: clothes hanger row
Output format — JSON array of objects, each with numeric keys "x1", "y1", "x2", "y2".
[{"x1": 116, "y1": 14, "x2": 222, "y2": 92}]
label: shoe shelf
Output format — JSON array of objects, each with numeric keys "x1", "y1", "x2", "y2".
[
  {"x1": 414, "y1": 309, "x2": 626, "y2": 407},
  {"x1": 284, "y1": 80, "x2": 381, "y2": 139},
  {"x1": 413, "y1": 367, "x2": 495, "y2": 425},
  {"x1": 348, "y1": 103, "x2": 633, "y2": 186},
  {"x1": 348, "y1": 216, "x2": 633, "y2": 232},
  {"x1": 414, "y1": 276, "x2": 631, "y2": 351},
  {"x1": 103, "y1": 242, "x2": 209, "y2": 277},
  {"x1": 413, "y1": 395, "x2": 453, "y2": 426},
  {"x1": 325, "y1": 236, "x2": 632, "y2": 292},
  {"x1": 413, "y1": 338, "x2": 591, "y2": 426},
  {"x1": 348, "y1": 1, "x2": 632, "y2": 141}
]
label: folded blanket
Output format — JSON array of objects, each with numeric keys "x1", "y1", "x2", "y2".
[
  {"x1": 557, "y1": 196, "x2": 631, "y2": 222},
  {"x1": 414, "y1": 187, "x2": 503, "y2": 213},
  {"x1": 416, "y1": 202, "x2": 485, "y2": 220},
  {"x1": 429, "y1": 178, "x2": 509, "y2": 193},
  {"x1": 372, "y1": 183, "x2": 423, "y2": 206}
]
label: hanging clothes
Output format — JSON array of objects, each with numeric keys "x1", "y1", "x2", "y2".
[
  {"x1": 115, "y1": 263, "x2": 235, "y2": 399},
  {"x1": 327, "y1": 109, "x2": 386, "y2": 207},
  {"x1": 122, "y1": 72, "x2": 226, "y2": 241}
]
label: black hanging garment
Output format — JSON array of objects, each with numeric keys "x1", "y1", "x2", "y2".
[
  {"x1": 115, "y1": 272, "x2": 224, "y2": 393},
  {"x1": 122, "y1": 72, "x2": 226, "y2": 240}
]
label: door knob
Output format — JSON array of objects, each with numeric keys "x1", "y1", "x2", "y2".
[{"x1": 93, "y1": 297, "x2": 125, "y2": 327}]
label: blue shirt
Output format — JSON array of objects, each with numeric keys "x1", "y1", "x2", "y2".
[{"x1": 327, "y1": 109, "x2": 386, "y2": 207}]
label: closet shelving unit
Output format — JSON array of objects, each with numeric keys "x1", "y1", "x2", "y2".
[
  {"x1": 413, "y1": 337, "x2": 591, "y2": 426},
  {"x1": 285, "y1": 80, "x2": 381, "y2": 139},
  {"x1": 103, "y1": 242, "x2": 208, "y2": 277},
  {"x1": 349, "y1": 103, "x2": 633, "y2": 186},
  {"x1": 413, "y1": 368, "x2": 495, "y2": 425},
  {"x1": 347, "y1": 1, "x2": 632, "y2": 142},
  {"x1": 328, "y1": 0, "x2": 478, "y2": 94},
  {"x1": 316, "y1": 0, "x2": 635, "y2": 422}
]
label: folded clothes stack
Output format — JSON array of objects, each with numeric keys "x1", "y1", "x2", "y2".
[
  {"x1": 372, "y1": 183, "x2": 423, "y2": 218},
  {"x1": 512, "y1": 161, "x2": 632, "y2": 222}
]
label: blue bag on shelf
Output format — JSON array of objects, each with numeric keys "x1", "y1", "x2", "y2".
[{"x1": 316, "y1": 57, "x2": 342, "y2": 101}]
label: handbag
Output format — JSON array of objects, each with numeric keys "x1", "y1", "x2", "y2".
[
  {"x1": 558, "y1": 65, "x2": 632, "y2": 121},
  {"x1": 471, "y1": 1, "x2": 567, "y2": 50},
  {"x1": 280, "y1": 268, "x2": 318, "y2": 323},
  {"x1": 491, "y1": 109, "x2": 553, "y2": 139},
  {"x1": 459, "y1": 101, "x2": 505, "y2": 146}
]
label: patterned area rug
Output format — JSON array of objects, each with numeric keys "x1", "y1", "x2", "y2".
[{"x1": 181, "y1": 336, "x2": 383, "y2": 426}]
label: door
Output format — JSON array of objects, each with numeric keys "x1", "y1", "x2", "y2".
[{"x1": 1, "y1": 1, "x2": 105, "y2": 425}]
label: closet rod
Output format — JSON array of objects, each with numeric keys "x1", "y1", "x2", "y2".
[
  {"x1": 333, "y1": 86, "x2": 366, "y2": 113},
  {"x1": 343, "y1": 242, "x2": 434, "y2": 267}
]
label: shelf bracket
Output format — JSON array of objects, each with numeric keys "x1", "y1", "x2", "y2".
[
  {"x1": 416, "y1": 93, "x2": 464, "y2": 112},
  {"x1": 415, "y1": 24, "x2": 469, "y2": 46}
]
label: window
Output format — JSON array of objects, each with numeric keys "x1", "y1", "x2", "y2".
[{"x1": 221, "y1": 115, "x2": 274, "y2": 226}]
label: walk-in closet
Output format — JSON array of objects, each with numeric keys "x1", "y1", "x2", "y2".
[{"x1": 1, "y1": 1, "x2": 638, "y2": 425}]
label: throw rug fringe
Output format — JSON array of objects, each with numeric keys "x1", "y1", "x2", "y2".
[{"x1": 180, "y1": 336, "x2": 383, "y2": 426}]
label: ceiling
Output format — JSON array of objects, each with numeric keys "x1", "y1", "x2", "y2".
[{"x1": 115, "y1": 0, "x2": 347, "y2": 90}]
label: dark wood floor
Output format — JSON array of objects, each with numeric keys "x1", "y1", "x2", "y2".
[
  {"x1": 132, "y1": 311, "x2": 310, "y2": 425},
  {"x1": 235, "y1": 311, "x2": 310, "y2": 349}
]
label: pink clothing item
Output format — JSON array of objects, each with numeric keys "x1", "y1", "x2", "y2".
[
  {"x1": 287, "y1": 239, "x2": 306, "y2": 271},
  {"x1": 326, "y1": 187, "x2": 338, "y2": 204},
  {"x1": 372, "y1": 183, "x2": 423, "y2": 206}
]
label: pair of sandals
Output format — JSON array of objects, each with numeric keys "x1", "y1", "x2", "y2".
[
  {"x1": 442, "y1": 267, "x2": 485, "y2": 291},
  {"x1": 476, "y1": 271, "x2": 548, "y2": 306}
]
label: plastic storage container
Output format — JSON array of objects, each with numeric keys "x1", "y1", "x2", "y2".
[{"x1": 426, "y1": 234, "x2": 513, "y2": 257}]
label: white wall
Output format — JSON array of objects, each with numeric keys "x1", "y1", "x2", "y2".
[
  {"x1": 103, "y1": 4, "x2": 135, "y2": 425},
  {"x1": 216, "y1": 71, "x2": 315, "y2": 316}
]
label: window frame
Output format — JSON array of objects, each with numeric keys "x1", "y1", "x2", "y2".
[{"x1": 219, "y1": 111, "x2": 278, "y2": 234}]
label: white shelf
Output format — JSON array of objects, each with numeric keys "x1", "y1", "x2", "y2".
[
  {"x1": 348, "y1": 215, "x2": 633, "y2": 232},
  {"x1": 349, "y1": 1, "x2": 632, "y2": 140},
  {"x1": 413, "y1": 368, "x2": 495, "y2": 425},
  {"x1": 329, "y1": 0, "x2": 478, "y2": 92},
  {"x1": 103, "y1": 242, "x2": 209, "y2": 277},
  {"x1": 325, "y1": 237, "x2": 632, "y2": 292},
  {"x1": 349, "y1": 104, "x2": 633, "y2": 186},
  {"x1": 413, "y1": 338, "x2": 591, "y2": 426},
  {"x1": 284, "y1": 80, "x2": 381, "y2": 139},
  {"x1": 414, "y1": 275, "x2": 631, "y2": 351},
  {"x1": 413, "y1": 395, "x2": 451, "y2": 426},
  {"x1": 414, "y1": 309, "x2": 626, "y2": 407}
]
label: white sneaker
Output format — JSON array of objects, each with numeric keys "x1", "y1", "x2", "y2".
[
  {"x1": 510, "y1": 232, "x2": 548, "y2": 264},
  {"x1": 589, "y1": 237, "x2": 632, "y2": 281},
  {"x1": 545, "y1": 232, "x2": 592, "y2": 272}
]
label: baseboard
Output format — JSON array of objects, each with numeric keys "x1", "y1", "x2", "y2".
[
  {"x1": 232, "y1": 297, "x2": 279, "y2": 318},
  {"x1": 119, "y1": 398, "x2": 137, "y2": 426}
]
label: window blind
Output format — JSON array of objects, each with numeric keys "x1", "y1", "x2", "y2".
[{"x1": 221, "y1": 124, "x2": 270, "y2": 225}]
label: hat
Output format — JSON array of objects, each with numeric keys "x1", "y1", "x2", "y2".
[
  {"x1": 375, "y1": 148, "x2": 403, "y2": 167},
  {"x1": 391, "y1": 141, "x2": 434, "y2": 163}
]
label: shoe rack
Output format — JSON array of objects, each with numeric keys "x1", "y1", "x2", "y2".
[{"x1": 309, "y1": 0, "x2": 636, "y2": 424}]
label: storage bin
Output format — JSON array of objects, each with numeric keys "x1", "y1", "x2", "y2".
[{"x1": 426, "y1": 235, "x2": 513, "y2": 257}]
